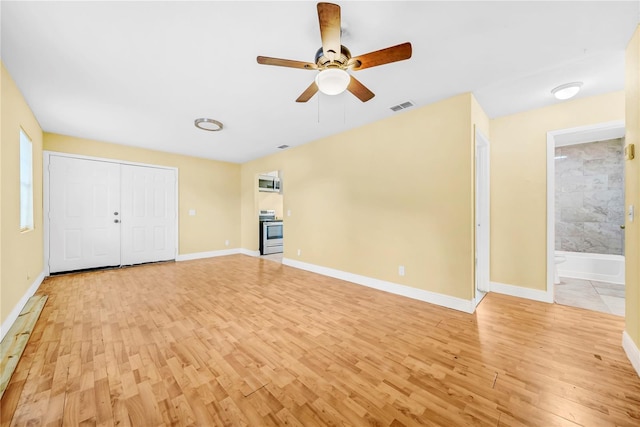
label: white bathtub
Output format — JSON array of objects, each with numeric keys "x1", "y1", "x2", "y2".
[{"x1": 556, "y1": 250, "x2": 625, "y2": 284}]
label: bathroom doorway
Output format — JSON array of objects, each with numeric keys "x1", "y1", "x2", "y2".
[{"x1": 547, "y1": 121, "x2": 626, "y2": 316}]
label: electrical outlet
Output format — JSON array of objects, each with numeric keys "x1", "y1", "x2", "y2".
[
  {"x1": 297, "y1": 249, "x2": 301, "y2": 256},
  {"x1": 398, "y1": 265, "x2": 405, "y2": 276},
  {"x1": 287, "y1": 210, "x2": 292, "y2": 217},
  {"x1": 188, "y1": 209, "x2": 196, "y2": 216},
  {"x1": 225, "y1": 240, "x2": 230, "y2": 246}
]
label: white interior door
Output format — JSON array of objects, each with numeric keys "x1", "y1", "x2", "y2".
[
  {"x1": 120, "y1": 165, "x2": 177, "y2": 265},
  {"x1": 49, "y1": 156, "x2": 121, "y2": 273},
  {"x1": 475, "y1": 130, "x2": 490, "y2": 299}
]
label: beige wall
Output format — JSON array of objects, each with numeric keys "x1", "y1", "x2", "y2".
[
  {"x1": 44, "y1": 134, "x2": 241, "y2": 256},
  {"x1": 625, "y1": 26, "x2": 640, "y2": 352},
  {"x1": 258, "y1": 191, "x2": 284, "y2": 219},
  {"x1": 242, "y1": 93, "x2": 486, "y2": 301},
  {"x1": 490, "y1": 91, "x2": 625, "y2": 290},
  {"x1": 1, "y1": 64, "x2": 3, "y2": 316},
  {"x1": 1, "y1": 62, "x2": 44, "y2": 326}
]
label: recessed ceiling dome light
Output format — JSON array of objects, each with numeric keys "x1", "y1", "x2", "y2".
[
  {"x1": 315, "y1": 68, "x2": 350, "y2": 95},
  {"x1": 551, "y1": 82, "x2": 583, "y2": 100},
  {"x1": 195, "y1": 118, "x2": 223, "y2": 131}
]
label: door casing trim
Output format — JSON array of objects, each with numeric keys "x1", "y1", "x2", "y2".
[{"x1": 545, "y1": 120, "x2": 625, "y2": 302}]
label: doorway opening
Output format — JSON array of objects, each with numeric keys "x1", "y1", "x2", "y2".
[
  {"x1": 257, "y1": 170, "x2": 284, "y2": 263},
  {"x1": 475, "y1": 128, "x2": 490, "y2": 307},
  {"x1": 547, "y1": 121, "x2": 626, "y2": 315}
]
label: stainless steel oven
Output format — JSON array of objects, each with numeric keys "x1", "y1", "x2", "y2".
[
  {"x1": 261, "y1": 221, "x2": 283, "y2": 255},
  {"x1": 259, "y1": 210, "x2": 283, "y2": 255}
]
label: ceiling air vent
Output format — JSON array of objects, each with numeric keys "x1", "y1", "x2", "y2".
[
  {"x1": 390, "y1": 100, "x2": 415, "y2": 112},
  {"x1": 277, "y1": 145, "x2": 289, "y2": 149}
]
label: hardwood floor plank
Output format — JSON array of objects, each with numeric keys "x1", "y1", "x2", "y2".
[
  {"x1": 217, "y1": 395, "x2": 251, "y2": 426},
  {"x1": 274, "y1": 407, "x2": 306, "y2": 427},
  {"x1": 1, "y1": 255, "x2": 639, "y2": 426},
  {"x1": 0, "y1": 296, "x2": 48, "y2": 399},
  {"x1": 94, "y1": 377, "x2": 113, "y2": 425}
]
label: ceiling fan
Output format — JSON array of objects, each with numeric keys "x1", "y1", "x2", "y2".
[{"x1": 256, "y1": 2, "x2": 412, "y2": 103}]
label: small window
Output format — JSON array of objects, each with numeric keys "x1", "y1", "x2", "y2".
[{"x1": 20, "y1": 129, "x2": 34, "y2": 231}]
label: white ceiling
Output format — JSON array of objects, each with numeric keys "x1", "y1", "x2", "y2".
[{"x1": 2, "y1": 1, "x2": 639, "y2": 163}]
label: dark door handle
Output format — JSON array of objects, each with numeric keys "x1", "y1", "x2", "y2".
[{"x1": 114, "y1": 219, "x2": 120, "y2": 224}]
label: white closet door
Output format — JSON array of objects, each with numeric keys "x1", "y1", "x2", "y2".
[
  {"x1": 120, "y1": 164, "x2": 176, "y2": 265},
  {"x1": 49, "y1": 156, "x2": 121, "y2": 273}
]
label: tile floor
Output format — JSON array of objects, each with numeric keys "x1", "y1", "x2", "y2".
[
  {"x1": 555, "y1": 276, "x2": 625, "y2": 316},
  {"x1": 260, "y1": 253, "x2": 283, "y2": 263}
]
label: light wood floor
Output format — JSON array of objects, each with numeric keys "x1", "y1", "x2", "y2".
[{"x1": 2, "y1": 255, "x2": 639, "y2": 426}]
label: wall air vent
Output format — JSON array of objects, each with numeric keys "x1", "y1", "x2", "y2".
[
  {"x1": 390, "y1": 100, "x2": 415, "y2": 112},
  {"x1": 277, "y1": 145, "x2": 289, "y2": 149}
]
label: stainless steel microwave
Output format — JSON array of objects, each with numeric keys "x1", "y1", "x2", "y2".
[{"x1": 258, "y1": 175, "x2": 281, "y2": 192}]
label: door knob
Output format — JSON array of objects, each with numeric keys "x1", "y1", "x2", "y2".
[
  {"x1": 114, "y1": 212, "x2": 119, "y2": 215},
  {"x1": 620, "y1": 224, "x2": 625, "y2": 229},
  {"x1": 114, "y1": 219, "x2": 120, "y2": 224}
]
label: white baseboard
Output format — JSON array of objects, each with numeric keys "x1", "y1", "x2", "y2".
[
  {"x1": 490, "y1": 281, "x2": 554, "y2": 304},
  {"x1": 623, "y1": 331, "x2": 640, "y2": 378},
  {"x1": 175, "y1": 248, "x2": 260, "y2": 261},
  {"x1": 176, "y1": 249, "x2": 240, "y2": 261},
  {"x1": 1, "y1": 271, "x2": 46, "y2": 342},
  {"x1": 282, "y1": 258, "x2": 475, "y2": 314},
  {"x1": 238, "y1": 248, "x2": 260, "y2": 257}
]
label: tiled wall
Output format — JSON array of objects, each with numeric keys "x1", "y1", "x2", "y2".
[{"x1": 555, "y1": 138, "x2": 625, "y2": 255}]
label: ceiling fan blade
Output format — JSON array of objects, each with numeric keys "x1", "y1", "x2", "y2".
[
  {"x1": 317, "y1": 2, "x2": 341, "y2": 61},
  {"x1": 349, "y1": 42, "x2": 412, "y2": 71},
  {"x1": 347, "y1": 75, "x2": 375, "y2": 102},
  {"x1": 257, "y1": 56, "x2": 318, "y2": 70},
  {"x1": 296, "y1": 81, "x2": 319, "y2": 103}
]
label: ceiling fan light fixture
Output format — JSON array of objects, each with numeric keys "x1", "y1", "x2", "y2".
[
  {"x1": 194, "y1": 118, "x2": 223, "y2": 131},
  {"x1": 315, "y1": 68, "x2": 350, "y2": 95},
  {"x1": 551, "y1": 82, "x2": 583, "y2": 100}
]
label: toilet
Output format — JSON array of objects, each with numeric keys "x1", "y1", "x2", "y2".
[{"x1": 554, "y1": 254, "x2": 567, "y2": 284}]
